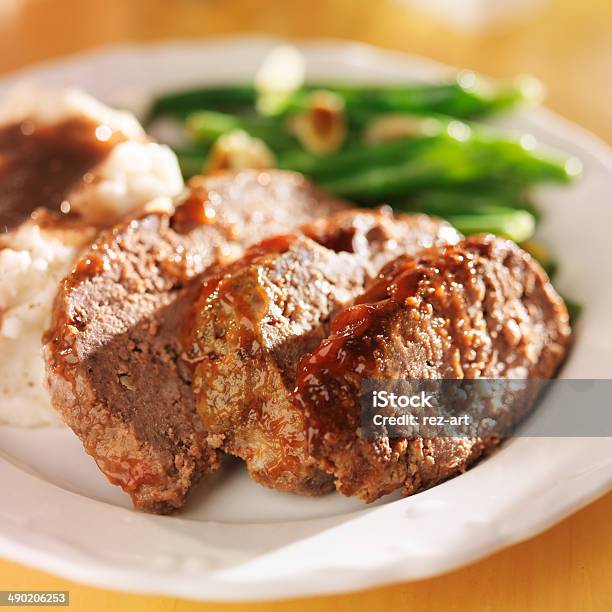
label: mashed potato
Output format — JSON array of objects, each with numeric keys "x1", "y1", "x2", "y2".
[
  {"x1": 0, "y1": 223, "x2": 90, "y2": 425},
  {"x1": 0, "y1": 87, "x2": 184, "y2": 427}
]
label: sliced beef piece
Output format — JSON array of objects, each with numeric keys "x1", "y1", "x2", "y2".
[
  {"x1": 43, "y1": 170, "x2": 347, "y2": 514},
  {"x1": 188, "y1": 208, "x2": 461, "y2": 495},
  {"x1": 294, "y1": 234, "x2": 571, "y2": 503}
]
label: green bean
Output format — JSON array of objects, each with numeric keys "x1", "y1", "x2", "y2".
[
  {"x1": 278, "y1": 137, "x2": 434, "y2": 180},
  {"x1": 147, "y1": 85, "x2": 257, "y2": 121},
  {"x1": 395, "y1": 194, "x2": 537, "y2": 240},
  {"x1": 186, "y1": 111, "x2": 296, "y2": 151},
  {"x1": 445, "y1": 210, "x2": 536, "y2": 242},
  {"x1": 297, "y1": 135, "x2": 576, "y2": 201},
  {"x1": 277, "y1": 80, "x2": 535, "y2": 119},
  {"x1": 398, "y1": 188, "x2": 539, "y2": 219},
  {"x1": 147, "y1": 78, "x2": 536, "y2": 123}
]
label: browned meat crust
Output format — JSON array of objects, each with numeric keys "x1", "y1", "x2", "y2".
[
  {"x1": 188, "y1": 208, "x2": 461, "y2": 495},
  {"x1": 294, "y1": 235, "x2": 571, "y2": 503},
  {"x1": 43, "y1": 170, "x2": 347, "y2": 514}
]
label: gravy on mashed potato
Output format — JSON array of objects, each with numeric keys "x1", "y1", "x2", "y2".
[{"x1": 0, "y1": 117, "x2": 124, "y2": 232}]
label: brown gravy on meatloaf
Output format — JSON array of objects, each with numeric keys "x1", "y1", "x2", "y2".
[
  {"x1": 0, "y1": 117, "x2": 124, "y2": 231},
  {"x1": 293, "y1": 248, "x2": 434, "y2": 386},
  {"x1": 184, "y1": 234, "x2": 299, "y2": 357},
  {"x1": 295, "y1": 235, "x2": 570, "y2": 455},
  {"x1": 170, "y1": 185, "x2": 221, "y2": 234},
  {"x1": 296, "y1": 240, "x2": 492, "y2": 383},
  {"x1": 195, "y1": 234, "x2": 297, "y2": 299}
]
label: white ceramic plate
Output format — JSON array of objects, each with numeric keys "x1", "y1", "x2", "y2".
[{"x1": 1, "y1": 37, "x2": 611, "y2": 602}]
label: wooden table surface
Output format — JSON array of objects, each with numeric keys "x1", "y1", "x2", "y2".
[{"x1": 1, "y1": 0, "x2": 611, "y2": 610}]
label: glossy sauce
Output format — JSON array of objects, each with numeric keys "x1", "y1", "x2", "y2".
[
  {"x1": 0, "y1": 117, "x2": 124, "y2": 232},
  {"x1": 293, "y1": 239, "x2": 492, "y2": 438},
  {"x1": 295, "y1": 255, "x2": 428, "y2": 385},
  {"x1": 70, "y1": 248, "x2": 112, "y2": 284},
  {"x1": 170, "y1": 190, "x2": 219, "y2": 234},
  {"x1": 184, "y1": 233, "x2": 297, "y2": 363},
  {"x1": 199, "y1": 234, "x2": 296, "y2": 302}
]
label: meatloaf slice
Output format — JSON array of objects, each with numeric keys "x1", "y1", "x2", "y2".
[
  {"x1": 188, "y1": 208, "x2": 461, "y2": 495},
  {"x1": 43, "y1": 170, "x2": 347, "y2": 514},
  {"x1": 294, "y1": 234, "x2": 571, "y2": 503}
]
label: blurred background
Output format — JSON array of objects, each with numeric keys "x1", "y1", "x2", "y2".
[{"x1": 0, "y1": 0, "x2": 611, "y2": 142}]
